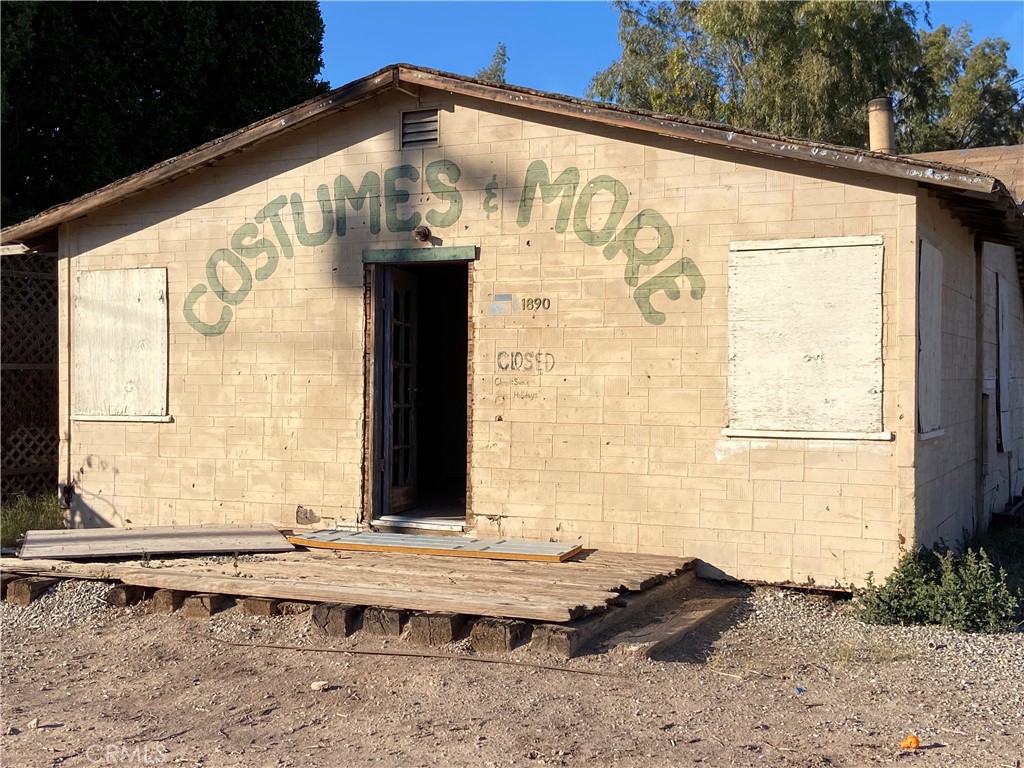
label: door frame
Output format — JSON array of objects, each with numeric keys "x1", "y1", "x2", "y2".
[{"x1": 362, "y1": 257, "x2": 476, "y2": 528}]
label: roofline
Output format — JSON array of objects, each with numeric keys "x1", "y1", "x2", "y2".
[{"x1": 2, "y1": 63, "x2": 1019, "y2": 247}]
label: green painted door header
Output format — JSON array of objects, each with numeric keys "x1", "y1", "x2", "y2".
[{"x1": 362, "y1": 246, "x2": 478, "y2": 264}]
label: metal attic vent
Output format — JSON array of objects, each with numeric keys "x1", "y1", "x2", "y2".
[{"x1": 402, "y1": 109, "x2": 439, "y2": 148}]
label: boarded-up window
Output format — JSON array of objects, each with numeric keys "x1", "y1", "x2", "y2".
[
  {"x1": 727, "y1": 236, "x2": 884, "y2": 435},
  {"x1": 997, "y1": 273, "x2": 1012, "y2": 451},
  {"x1": 72, "y1": 268, "x2": 168, "y2": 420},
  {"x1": 917, "y1": 239, "x2": 943, "y2": 434}
]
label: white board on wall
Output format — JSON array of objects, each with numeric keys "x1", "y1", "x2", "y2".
[
  {"x1": 917, "y1": 239, "x2": 943, "y2": 434},
  {"x1": 727, "y1": 236, "x2": 884, "y2": 434},
  {"x1": 72, "y1": 268, "x2": 168, "y2": 419},
  {"x1": 997, "y1": 273, "x2": 1012, "y2": 451}
]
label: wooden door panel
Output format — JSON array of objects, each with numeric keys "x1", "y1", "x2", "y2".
[{"x1": 387, "y1": 268, "x2": 417, "y2": 512}]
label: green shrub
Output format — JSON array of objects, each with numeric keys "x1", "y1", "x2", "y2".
[
  {"x1": 857, "y1": 544, "x2": 1021, "y2": 633},
  {"x1": 0, "y1": 493, "x2": 64, "y2": 548}
]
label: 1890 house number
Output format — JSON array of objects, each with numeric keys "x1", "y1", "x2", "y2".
[{"x1": 521, "y1": 297, "x2": 551, "y2": 311}]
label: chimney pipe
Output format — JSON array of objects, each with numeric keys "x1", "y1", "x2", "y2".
[{"x1": 867, "y1": 97, "x2": 896, "y2": 154}]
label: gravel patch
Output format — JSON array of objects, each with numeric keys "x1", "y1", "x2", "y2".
[{"x1": 0, "y1": 579, "x2": 120, "y2": 632}]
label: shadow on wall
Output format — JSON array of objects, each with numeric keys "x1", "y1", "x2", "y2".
[{"x1": 64, "y1": 455, "x2": 120, "y2": 529}]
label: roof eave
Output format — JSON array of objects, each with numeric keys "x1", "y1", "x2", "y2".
[
  {"x1": 397, "y1": 67, "x2": 1000, "y2": 196},
  {"x1": 2, "y1": 62, "x2": 1017, "y2": 249}
]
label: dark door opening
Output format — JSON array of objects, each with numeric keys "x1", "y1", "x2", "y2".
[{"x1": 377, "y1": 262, "x2": 467, "y2": 528}]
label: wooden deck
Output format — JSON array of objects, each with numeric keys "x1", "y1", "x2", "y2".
[{"x1": 3, "y1": 548, "x2": 694, "y2": 623}]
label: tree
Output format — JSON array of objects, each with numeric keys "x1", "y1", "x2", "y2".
[
  {"x1": 589, "y1": 1, "x2": 1024, "y2": 151},
  {"x1": 1, "y1": 1, "x2": 329, "y2": 226},
  {"x1": 902, "y1": 25, "x2": 1024, "y2": 151},
  {"x1": 476, "y1": 43, "x2": 509, "y2": 84}
]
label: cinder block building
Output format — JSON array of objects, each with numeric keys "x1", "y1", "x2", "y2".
[{"x1": 3, "y1": 66, "x2": 1021, "y2": 586}]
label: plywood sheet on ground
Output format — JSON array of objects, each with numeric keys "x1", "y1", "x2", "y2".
[
  {"x1": 287, "y1": 530, "x2": 582, "y2": 562},
  {"x1": 18, "y1": 524, "x2": 294, "y2": 560},
  {"x1": 3, "y1": 549, "x2": 695, "y2": 623}
]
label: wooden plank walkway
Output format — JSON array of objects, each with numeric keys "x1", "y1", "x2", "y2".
[
  {"x1": 287, "y1": 530, "x2": 582, "y2": 562},
  {"x1": 3, "y1": 548, "x2": 694, "y2": 623},
  {"x1": 19, "y1": 524, "x2": 294, "y2": 559}
]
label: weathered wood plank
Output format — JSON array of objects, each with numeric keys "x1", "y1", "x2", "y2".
[
  {"x1": 609, "y1": 598, "x2": 739, "y2": 658},
  {"x1": 918, "y1": 239, "x2": 944, "y2": 433},
  {"x1": 104, "y1": 584, "x2": 146, "y2": 608},
  {"x1": 311, "y1": 603, "x2": 359, "y2": 637},
  {"x1": 363, "y1": 606, "x2": 407, "y2": 636},
  {"x1": 5, "y1": 577, "x2": 58, "y2": 606},
  {"x1": 208, "y1": 548, "x2": 694, "y2": 597},
  {"x1": 151, "y1": 589, "x2": 187, "y2": 615},
  {"x1": 4, "y1": 558, "x2": 598, "y2": 622},
  {"x1": 728, "y1": 238, "x2": 883, "y2": 434},
  {"x1": 531, "y1": 571, "x2": 696, "y2": 658},
  {"x1": 406, "y1": 612, "x2": 467, "y2": 646},
  {"x1": 237, "y1": 597, "x2": 281, "y2": 617},
  {"x1": 133, "y1": 556, "x2": 632, "y2": 604},
  {"x1": 0, "y1": 573, "x2": 20, "y2": 599},
  {"x1": 72, "y1": 268, "x2": 168, "y2": 420},
  {"x1": 470, "y1": 618, "x2": 529, "y2": 653},
  {"x1": 180, "y1": 593, "x2": 225, "y2": 620},
  {"x1": 2, "y1": 548, "x2": 695, "y2": 624},
  {"x1": 288, "y1": 530, "x2": 582, "y2": 562},
  {"x1": 19, "y1": 524, "x2": 293, "y2": 559}
]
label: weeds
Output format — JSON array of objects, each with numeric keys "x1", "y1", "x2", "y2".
[
  {"x1": 824, "y1": 638, "x2": 916, "y2": 664},
  {"x1": 0, "y1": 493, "x2": 64, "y2": 548},
  {"x1": 856, "y1": 542, "x2": 1021, "y2": 634}
]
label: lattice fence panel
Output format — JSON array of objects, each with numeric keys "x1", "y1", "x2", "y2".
[{"x1": 1, "y1": 252, "x2": 58, "y2": 503}]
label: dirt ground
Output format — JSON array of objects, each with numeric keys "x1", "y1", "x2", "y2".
[{"x1": 1, "y1": 579, "x2": 1022, "y2": 768}]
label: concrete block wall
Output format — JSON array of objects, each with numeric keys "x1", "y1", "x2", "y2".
[
  {"x1": 57, "y1": 88, "x2": 928, "y2": 584},
  {"x1": 58, "y1": 94, "x2": 428, "y2": 531},
  {"x1": 913, "y1": 194, "x2": 983, "y2": 546},
  {"x1": 461, "y1": 99, "x2": 918, "y2": 586}
]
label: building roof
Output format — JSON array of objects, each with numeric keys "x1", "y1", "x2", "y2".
[
  {"x1": 910, "y1": 146, "x2": 1023, "y2": 206},
  {"x1": 3, "y1": 64, "x2": 1023, "y2": 253}
]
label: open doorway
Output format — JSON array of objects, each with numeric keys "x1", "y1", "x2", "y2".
[{"x1": 374, "y1": 262, "x2": 468, "y2": 531}]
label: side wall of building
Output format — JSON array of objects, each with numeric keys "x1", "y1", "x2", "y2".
[
  {"x1": 913, "y1": 194, "x2": 980, "y2": 545},
  {"x1": 980, "y1": 242, "x2": 1024, "y2": 519},
  {"x1": 913, "y1": 194, "x2": 1024, "y2": 546},
  {"x1": 58, "y1": 89, "x2": 922, "y2": 584}
]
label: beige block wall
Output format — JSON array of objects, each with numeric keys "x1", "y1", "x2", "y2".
[
  {"x1": 914, "y1": 194, "x2": 983, "y2": 546},
  {"x1": 59, "y1": 89, "x2": 925, "y2": 584},
  {"x1": 59, "y1": 92, "x2": 438, "y2": 531},
  {"x1": 458, "y1": 99, "x2": 918, "y2": 585}
]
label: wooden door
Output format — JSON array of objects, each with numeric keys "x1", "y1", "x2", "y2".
[{"x1": 385, "y1": 267, "x2": 418, "y2": 513}]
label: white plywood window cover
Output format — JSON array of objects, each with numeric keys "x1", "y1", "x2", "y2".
[
  {"x1": 996, "y1": 273, "x2": 1012, "y2": 451},
  {"x1": 917, "y1": 239, "x2": 943, "y2": 435},
  {"x1": 726, "y1": 236, "x2": 886, "y2": 438},
  {"x1": 73, "y1": 268, "x2": 169, "y2": 421}
]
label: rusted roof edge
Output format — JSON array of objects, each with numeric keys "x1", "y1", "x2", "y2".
[
  {"x1": 2, "y1": 62, "x2": 1016, "y2": 247},
  {"x1": 399, "y1": 67, "x2": 1001, "y2": 197}
]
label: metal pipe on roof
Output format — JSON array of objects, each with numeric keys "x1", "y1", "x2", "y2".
[{"x1": 868, "y1": 97, "x2": 896, "y2": 154}]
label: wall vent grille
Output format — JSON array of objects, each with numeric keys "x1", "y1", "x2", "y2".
[{"x1": 401, "y1": 109, "x2": 439, "y2": 148}]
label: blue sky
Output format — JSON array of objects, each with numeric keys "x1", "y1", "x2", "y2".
[{"x1": 319, "y1": 1, "x2": 1024, "y2": 97}]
